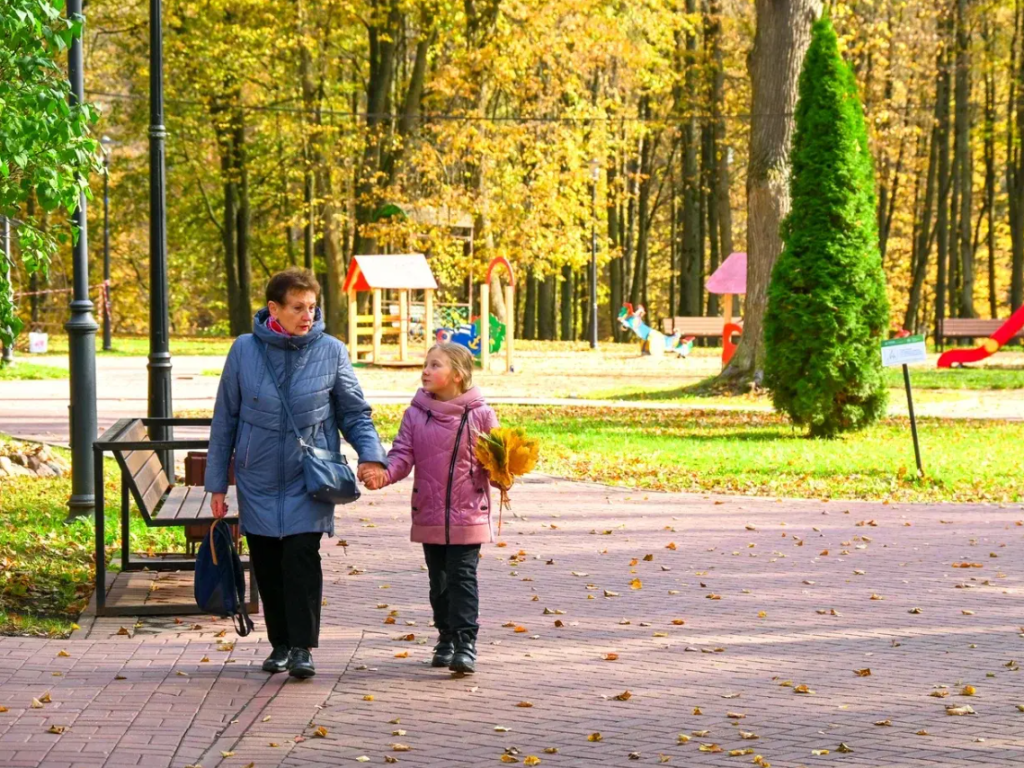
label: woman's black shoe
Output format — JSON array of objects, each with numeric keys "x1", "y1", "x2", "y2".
[
  {"x1": 287, "y1": 648, "x2": 316, "y2": 679},
  {"x1": 431, "y1": 633, "x2": 456, "y2": 668},
  {"x1": 449, "y1": 631, "x2": 477, "y2": 674},
  {"x1": 261, "y1": 645, "x2": 291, "y2": 673}
]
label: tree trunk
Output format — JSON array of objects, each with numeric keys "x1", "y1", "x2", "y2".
[
  {"x1": 679, "y1": 0, "x2": 702, "y2": 316},
  {"x1": 711, "y1": 0, "x2": 734, "y2": 264},
  {"x1": 905, "y1": 116, "x2": 939, "y2": 332},
  {"x1": 718, "y1": 0, "x2": 821, "y2": 386},
  {"x1": 561, "y1": 264, "x2": 574, "y2": 340},
  {"x1": 704, "y1": 121, "x2": 720, "y2": 318},
  {"x1": 607, "y1": 157, "x2": 625, "y2": 340},
  {"x1": 234, "y1": 111, "x2": 252, "y2": 331},
  {"x1": 983, "y1": 18, "x2": 997, "y2": 318},
  {"x1": 955, "y1": 0, "x2": 975, "y2": 319},
  {"x1": 1010, "y1": 1, "x2": 1024, "y2": 311},
  {"x1": 935, "y1": 14, "x2": 953, "y2": 339},
  {"x1": 523, "y1": 271, "x2": 537, "y2": 340},
  {"x1": 538, "y1": 273, "x2": 556, "y2": 341}
]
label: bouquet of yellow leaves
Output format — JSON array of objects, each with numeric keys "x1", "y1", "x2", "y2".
[{"x1": 474, "y1": 427, "x2": 539, "y2": 533}]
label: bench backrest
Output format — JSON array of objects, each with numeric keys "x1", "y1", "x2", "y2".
[
  {"x1": 112, "y1": 421, "x2": 172, "y2": 522},
  {"x1": 937, "y1": 318, "x2": 1024, "y2": 339},
  {"x1": 661, "y1": 316, "x2": 744, "y2": 336}
]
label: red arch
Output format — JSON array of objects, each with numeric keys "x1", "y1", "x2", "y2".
[{"x1": 487, "y1": 257, "x2": 515, "y2": 287}]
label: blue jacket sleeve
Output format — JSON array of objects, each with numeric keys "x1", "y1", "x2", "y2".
[
  {"x1": 332, "y1": 341, "x2": 388, "y2": 466},
  {"x1": 204, "y1": 338, "x2": 244, "y2": 493}
]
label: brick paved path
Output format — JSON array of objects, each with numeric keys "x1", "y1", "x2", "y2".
[{"x1": 2, "y1": 477, "x2": 1024, "y2": 767}]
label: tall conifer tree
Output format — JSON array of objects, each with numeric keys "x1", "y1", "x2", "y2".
[{"x1": 764, "y1": 15, "x2": 889, "y2": 438}]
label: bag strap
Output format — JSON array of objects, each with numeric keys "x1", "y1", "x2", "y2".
[{"x1": 257, "y1": 339, "x2": 307, "y2": 448}]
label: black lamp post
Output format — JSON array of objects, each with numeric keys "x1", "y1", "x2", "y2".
[
  {"x1": 148, "y1": 0, "x2": 173, "y2": 474},
  {"x1": 589, "y1": 159, "x2": 600, "y2": 349},
  {"x1": 66, "y1": 0, "x2": 98, "y2": 518},
  {"x1": 100, "y1": 136, "x2": 114, "y2": 351}
]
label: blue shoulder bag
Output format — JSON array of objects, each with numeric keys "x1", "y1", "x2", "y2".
[{"x1": 258, "y1": 339, "x2": 361, "y2": 506}]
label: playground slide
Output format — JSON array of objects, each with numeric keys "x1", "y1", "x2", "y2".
[{"x1": 936, "y1": 304, "x2": 1024, "y2": 368}]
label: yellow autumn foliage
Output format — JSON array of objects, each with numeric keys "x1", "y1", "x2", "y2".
[{"x1": 475, "y1": 427, "x2": 539, "y2": 532}]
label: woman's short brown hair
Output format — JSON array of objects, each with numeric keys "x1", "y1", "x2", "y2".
[
  {"x1": 266, "y1": 267, "x2": 320, "y2": 305},
  {"x1": 430, "y1": 342, "x2": 474, "y2": 392}
]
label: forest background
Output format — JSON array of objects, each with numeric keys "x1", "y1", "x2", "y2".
[{"x1": 9, "y1": 0, "x2": 1023, "y2": 357}]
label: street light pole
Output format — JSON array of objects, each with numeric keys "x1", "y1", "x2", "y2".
[
  {"x1": 66, "y1": 0, "x2": 98, "y2": 518},
  {"x1": 148, "y1": 0, "x2": 173, "y2": 474},
  {"x1": 589, "y1": 159, "x2": 600, "y2": 349},
  {"x1": 101, "y1": 139, "x2": 112, "y2": 351}
]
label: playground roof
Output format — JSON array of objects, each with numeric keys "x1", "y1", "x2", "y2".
[
  {"x1": 343, "y1": 254, "x2": 439, "y2": 292},
  {"x1": 706, "y1": 251, "x2": 747, "y2": 295}
]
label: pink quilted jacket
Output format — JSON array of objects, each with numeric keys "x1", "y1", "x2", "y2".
[{"x1": 385, "y1": 387, "x2": 499, "y2": 545}]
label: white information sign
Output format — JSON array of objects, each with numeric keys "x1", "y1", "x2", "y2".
[{"x1": 880, "y1": 334, "x2": 926, "y2": 367}]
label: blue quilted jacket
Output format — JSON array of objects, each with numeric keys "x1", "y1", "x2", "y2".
[{"x1": 204, "y1": 308, "x2": 387, "y2": 538}]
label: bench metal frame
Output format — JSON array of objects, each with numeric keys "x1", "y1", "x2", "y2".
[{"x1": 93, "y1": 417, "x2": 259, "y2": 617}]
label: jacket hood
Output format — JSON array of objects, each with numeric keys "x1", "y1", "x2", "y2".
[
  {"x1": 252, "y1": 306, "x2": 325, "y2": 349},
  {"x1": 411, "y1": 386, "x2": 487, "y2": 417}
]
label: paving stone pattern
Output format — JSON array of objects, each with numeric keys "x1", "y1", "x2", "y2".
[{"x1": 2, "y1": 477, "x2": 1024, "y2": 767}]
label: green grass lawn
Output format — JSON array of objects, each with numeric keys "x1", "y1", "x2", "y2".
[
  {"x1": 0, "y1": 437, "x2": 185, "y2": 637},
  {"x1": 0, "y1": 362, "x2": 68, "y2": 380},
  {"x1": 34, "y1": 335, "x2": 234, "y2": 357},
  {"x1": 368, "y1": 404, "x2": 1024, "y2": 504},
  {"x1": 589, "y1": 366, "x2": 1024, "y2": 403}
]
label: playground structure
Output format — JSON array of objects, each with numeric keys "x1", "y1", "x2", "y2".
[
  {"x1": 437, "y1": 257, "x2": 516, "y2": 373},
  {"x1": 705, "y1": 251, "x2": 746, "y2": 367},
  {"x1": 937, "y1": 305, "x2": 1024, "y2": 368},
  {"x1": 618, "y1": 304, "x2": 694, "y2": 358},
  {"x1": 343, "y1": 254, "x2": 437, "y2": 366}
]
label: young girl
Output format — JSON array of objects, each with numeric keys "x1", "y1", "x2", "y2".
[{"x1": 365, "y1": 343, "x2": 498, "y2": 673}]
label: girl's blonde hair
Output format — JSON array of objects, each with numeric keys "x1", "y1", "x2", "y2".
[{"x1": 429, "y1": 342, "x2": 474, "y2": 392}]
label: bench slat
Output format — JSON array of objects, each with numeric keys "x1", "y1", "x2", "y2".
[
  {"x1": 119, "y1": 422, "x2": 153, "y2": 475},
  {"x1": 136, "y1": 454, "x2": 171, "y2": 516},
  {"x1": 155, "y1": 484, "x2": 192, "y2": 520},
  {"x1": 939, "y1": 319, "x2": 1024, "y2": 339},
  {"x1": 661, "y1": 317, "x2": 743, "y2": 336}
]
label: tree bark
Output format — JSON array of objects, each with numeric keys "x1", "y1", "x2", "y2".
[
  {"x1": 560, "y1": 264, "x2": 574, "y2": 340},
  {"x1": 538, "y1": 272, "x2": 556, "y2": 341},
  {"x1": 983, "y1": 18, "x2": 997, "y2": 318},
  {"x1": 718, "y1": 0, "x2": 821, "y2": 386},
  {"x1": 905, "y1": 115, "x2": 939, "y2": 332},
  {"x1": 523, "y1": 270, "x2": 537, "y2": 340},
  {"x1": 678, "y1": 1, "x2": 702, "y2": 316},
  {"x1": 935, "y1": 13, "x2": 953, "y2": 338},
  {"x1": 1009, "y1": 0, "x2": 1024, "y2": 311},
  {"x1": 955, "y1": 0, "x2": 975, "y2": 319}
]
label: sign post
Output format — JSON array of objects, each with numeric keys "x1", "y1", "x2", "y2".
[{"x1": 880, "y1": 334, "x2": 927, "y2": 477}]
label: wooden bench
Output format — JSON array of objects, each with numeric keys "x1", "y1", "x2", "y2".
[
  {"x1": 661, "y1": 316, "x2": 743, "y2": 338},
  {"x1": 937, "y1": 318, "x2": 1024, "y2": 342},
  {"x1": 93, "y1": 417, "x2": 258, "y2": 617}
]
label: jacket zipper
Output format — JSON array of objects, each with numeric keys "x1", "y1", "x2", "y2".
[
  {"x1": 277, "y1": 347, "x2": 291, "y2": 538},
  {"x1": 444, "y1": 410, "x2": 470, "y2": 545}
]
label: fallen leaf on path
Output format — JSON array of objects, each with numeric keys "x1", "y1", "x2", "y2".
[
  {"x1": 729, "y1": 749, "x2": 755, "y2": 756},
  {"x1": 811, "y1": 749, "x2": 829, "y2": 756},
  {"x1": 961, "y1": 685, "x2": 976, "y2": 696},
  {"x1": 793, "y1": 685, "x2": 815, "y2": 695},
  {"x1": 57, "y1": 650, "x2": 69, "y2": 658},
  {"x1": 630, "y1": 579, "x2": 643, "y2": 590},
  {"x1": 837, "y1": 743, "x2": 853, "y2": 753},
  {"x1": 524, "y1": 758, "x2": 541, "y2": 766},
  {"x1": 314, "y1": 725, "x2": 329, "y2": 737},
  {"x1": 494, "y1": 726, "x2": 512, "y2": 732},
  {"x1": 874, "y1": 719, "x2": 892, "y2": 726},
  {"x1": 587, "y1": 733, "x2": 603, "y2": 742},
  {"x1": 516, "y1": 701, "x2": 533, "y2": 708},
  {"x1": 391, "y1": 743, "x2": 411, "y2": 751},
  {"x1": 698, "y1": 744, "x2": 722, "y2": 753},
  {"x1": 613, "y1": 691, "x2": 632, "y2": 701},
  {"x1": 543, "y1": 747, "x2": 558, "y2": 753},
  {"x1": 739, "y1": 731, "x2": 759, "y2": 740},
  {"x1": 946, "y1": 705, "x2": 976, "y2": 716},
  {"x1": 603, "y1": 653, "x2": 619, "y2": 661},
  {"x1": 394, "y1": 651, "x2": 409, "y2": 658},
  {"x1": 854, "y1": 668, "x2": 871, "y2": 677},
  {"x1": 47, "y1": 725, "x2": 67, "y2": 734}
]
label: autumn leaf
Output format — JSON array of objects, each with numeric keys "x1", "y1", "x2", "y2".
[
  {"x1": 960, "y1": 685, "x2": 976, "y2": 696},
  {"x1": 516, "y1": 701, "x2": 534, "y2": 708},
  {"x1": 698, "y1": 743, "x2": 722, "y2": 753},
  {"x1": 500, "y1": 756, "x2": 518, "y2": 764},
  {"x1": 391, "y1": 743, "x2": 411, "y2": 751},
  {"x1": 603, "y1": 653, "x2": 619, "y2": 661},
  {"x1": 47, "y1": 725, "x2": 67, "y2": 734},
  {"x1": 677, "y1": 734, "x2": 690, "y2": 744},
  {"x1": 946, "y1": 705, "x2": 976, "y2": 716},
  {"x1": 837, "y1": 743, "x2": 853, "y2": 753},
  {"x1": 587, "y1": 733, "x2": 603, "y2": 742},
  {"x1": 314, "y1": 725, "x2": 329, "y2": 737},
  {"x1": 613, "y1": 691, "x2": 632, "y2": 701},
  {"x1": 395, "y1": 651, "x2": 409, "y2": 658},
  {"x1": 666, "y1": 543, "x2": 677, "y2": 550},
  {"x1": 363, "y1": 695, "x2": 374, "y2": 701},
  {"x1": 524, "y1": 757, "x2": 542, "y2": 766},
  {"x1": 57, "y1": 650, "x2": 69, "y2": 658},
  {"x1": 629, "y1": 578, "x2": 642, "y2": 590},
  {"x1": 543, "y1": 747, "x2": 558, "y2": 754},
  {"x1": 854, "y1": 668, "x2": 871, "y2": 677},
  {"x1": 793, "y1": 685, "x2": 815, "y2": 694}
]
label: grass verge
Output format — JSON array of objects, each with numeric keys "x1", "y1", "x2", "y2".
[
  {"x1": 0, "y1": 437, "x2": 185, "y2": 637},
  {"x1": 31, "y1": 335, "x2": 234, "y2": 358},
  {"x1": 0, "y1": 362, "x2": 68, "y2": 381},
  {"x1": 368, "y1": 404, "x2": 1024, "y2": 504}
]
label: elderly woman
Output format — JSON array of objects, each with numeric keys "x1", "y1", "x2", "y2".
[{"x1": 205, "y1": 267, "x2": 387, "y2": 679}]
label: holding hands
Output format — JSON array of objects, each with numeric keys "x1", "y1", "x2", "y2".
[{"x1": 358, "y1": 462, "x2": 388, "y2": 491}]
